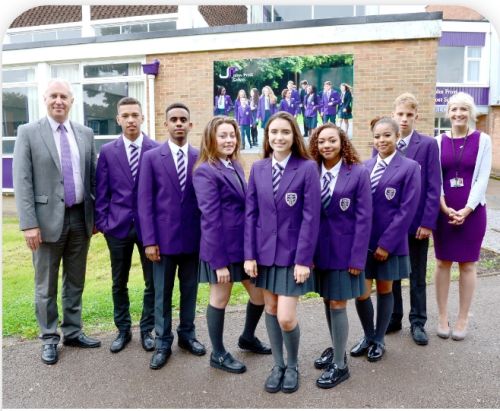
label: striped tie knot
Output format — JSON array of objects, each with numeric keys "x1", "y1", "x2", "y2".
[
  {"x1": 321, "y1": 172, "x2": 333, "y2": 209},
  {"x1": 177, "y1": 149, "x2": 186, "y2": 191},
  {"x1": 272, "y1": 163, "x2": 284, "y2": 197},
  {"x1": 397, "y1": 139, "x2": 407, "y2": 152},
  {"x1": 129, "y1": 143, "x2": 139, "y2": 180},
  {"x1": 370, "y1": 160, "x2": 387, "y2": 194}
]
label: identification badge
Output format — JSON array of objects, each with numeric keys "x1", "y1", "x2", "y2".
[
  {"x1": 385, "y1": 187, "x2": 396, "y2": 200},
  {"x1": 449, "y1": 178, "x2": 464, "y2": 188},
  {"x1": 339, "y1": 198, "x2": 351, "y2": 211},
  {"x1": 285, "y1": 193, "x2": 297, "y2": 207}
]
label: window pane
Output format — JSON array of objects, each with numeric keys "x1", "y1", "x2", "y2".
[
  {"x1": 33, "y1": 31, "x2": 57, "y2": 42},
  {"x1": 83, "y1": 82, "x2": 144, "y2": 136},
  {"x1": 95, "y1": 26, "x2": 120, "y2": 36},
  {"x1": 2, "y1": 140, "x2": 15, "y2": 155},
  {"x1": 437, "y1": 47, "x2": 464, "y2": 83},
  {"x1": 8, "y1": 32, "x2": 32, "y2": 44},
  {"x1": 51, "y1": 64, "x2": 80, "y2": 82},
  {"x1": 273, "y1": 6, "x2": 311, "y2": 21},
  {"x1": 149, "y1": 21, "x2": 176, "y2": 32},
  {"x1": 122, "y1": 24, "x2": 148, "y2": 34},
  {"x1": 84, "y1": 63, "x2": 141, "y2": 78},
  {"x1": 2, "y1": 68, "x2": 35, "y2": 83},
  {"x1": 467, "y1": 61, "x2": 480, "y2": 82},
  {"x1": 355, "y1": 6, "x2": 366, "y2": 16},
  {"x1": 263, "y1": 6, "x2": 273, "y2": 22},
  {"x1": 467, "y1": 47, "x2": 481, "y2": 58},
  {"x1": 314, "y1": 6, "x2": 354, "y2": 18},
  {"x1": 58, "y1": 28, "x2": 81, "y2": 40},
  {"x1": 2, "y1": 88, "x2": 37, "y2": 137},
  {"x1": 94, "y1": 138, "x2": 116, "y2": 153}
]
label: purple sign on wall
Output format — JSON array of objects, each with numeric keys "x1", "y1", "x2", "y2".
[
  {"x1": 435, "y1": 86, "x2": 489, "y2": 107},
  {"x1": 3, "y1": 158, "x2": 13, "y2": 189}
]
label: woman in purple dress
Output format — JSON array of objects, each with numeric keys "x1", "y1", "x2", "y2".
[{"x1": 433, "y1": 92, "x2": 492, "y2": 341}]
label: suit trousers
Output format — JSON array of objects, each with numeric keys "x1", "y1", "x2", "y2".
[
  {"x1": 105, "y1": 226, "x2": 154, "y2": 333},
  {"x1": 33, "y1": 204, "x2": 90, "y2": 344},
  {"x1": 392, "y1": 235, "x2": 429, "y2": 326},
  {"x1": 322, "y1": 114, "x2": 336, "y2": 124},
  {"x1": 153, "y1": 253, "x2": 199, "y2": 348}
]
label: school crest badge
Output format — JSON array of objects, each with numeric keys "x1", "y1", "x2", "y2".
[
  {"x1": 385, "y1": 187, "x2": 396, "y2": 200},
  {"x1": 339, "y1": 198, "x2": 351, "y2": 211},
  {"x1": 286, "y1": 193, "x2": 297, "y2": 207}
]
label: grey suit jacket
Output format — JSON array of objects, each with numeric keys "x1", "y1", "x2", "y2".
[{"x1": 13, "y1": 117, "x2": 96, "y2": 242}]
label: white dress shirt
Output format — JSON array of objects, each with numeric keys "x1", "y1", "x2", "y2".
[
  {"x1": 321, "y1": 160, "x2": 342, "y2": 195},
  {"x1": 370, "y1": 150, "x2": 397, "y2": 179},
  {"x1": 123, "y1": 132, "x2": 144, "y2": 163},
  {"x1": 168, "y1": 139, "x2": 189, "y2": 172}
]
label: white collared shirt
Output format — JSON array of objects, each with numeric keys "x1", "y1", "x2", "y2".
[
  {"x1": 321, "y1": 160, "x2": 342, "y2": 195},
  {"x1": 218, "y1": 95, "x2": 225, "y2": 109},
  {"x1": 272, "y1": 152, "x2": 291, "y2": 171},
  {"x1": 168, "y1": 139, "x2": 189, "y2": 173},
  {"x1": 371, "y1": 150, "x2": 397, "y2": 178},
  {"x1": 123, "y1": 132, "x2": 144, "y2": 164},
  {"x1": 219, "y1": 157, "x2": 232, "y2": 168},
  {"x1": 47, "y1": 116, "x2": 83, "y2": 204}
]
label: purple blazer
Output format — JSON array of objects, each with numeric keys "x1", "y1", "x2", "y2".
[
  {"x1": 314, "y1": 162, "x2": 372, "y2": 271},
  {"x1": 364, "y1": 153, "x2": 421, "y2": 256},
  {"x1": 245, "y1": 155, "x2": 321, "y2": 267},
  {"x1": 193, "y1": 159, "x2": 247, "y2": 270},
  {"x1": 236, "y1": 104, "x2": 253, "y2": 126},
  {"x1": 304, "y1": 93, "x2": 320, "y2": 117},
  {"x1": 95, "y1": 134, "x2": 159, "y2": 241},
  {"x1": 372, "y1": 131, "x2": 441, "y2": 234},
  {"x1": 214, "y1": 95, "x2": 233, "y2": 115},
  {"x1": 291, "y1": 89, "x2": 300, "y2": 103},
  {"x1": 256, "y1": 95, "x2": 277, "y2": 121},
  {"x1": 138, "y1": 142, "x2": 201, "y2": 254},
  {"x1": 279, "y1": 98, "x2": 299, "y2": 116},
  {"x1": 321, "y1": 90, "x2": 341, "y2": 116}
]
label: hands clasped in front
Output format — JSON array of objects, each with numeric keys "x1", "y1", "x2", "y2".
[
  {"x1": 244, "y1": 260, "x2": 310, "y2": 284},
  {"x1": 446, "y1": 207, "x2": 472, "y2": 226}
]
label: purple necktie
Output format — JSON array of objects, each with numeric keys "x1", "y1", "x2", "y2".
[{"x1": 58, "y1": 124, "x2": 76, "y2": 207}]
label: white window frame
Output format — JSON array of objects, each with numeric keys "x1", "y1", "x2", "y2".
[{"x1": 437, "y1": 45, "x2": 489, "y2": 87}]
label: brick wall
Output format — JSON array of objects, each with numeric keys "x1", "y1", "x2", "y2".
[
  {"x1": 147, "y1": 37, "x2": 438, "y2": 176},
  {"x1": 484, "y1": 106, "x2": 500, "y2": 175}
]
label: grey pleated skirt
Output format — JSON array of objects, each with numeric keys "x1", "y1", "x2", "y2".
[
  {"x1": 198, "y1": 260, "x2": 251, "y2": 284},
  {"x1": 256, "y1": 265, "x2": 315, "y2": 296},
  {"x1": 364, "y1": 253, "x2": 410, "y2": 281},
  {"x1": 314, "y1": 269, "x2": 366, "y2": 300}
]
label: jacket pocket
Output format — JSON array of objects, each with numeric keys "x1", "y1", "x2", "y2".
[{"x1": 34, "y1": 195, "x2": 48, "y2": 204}]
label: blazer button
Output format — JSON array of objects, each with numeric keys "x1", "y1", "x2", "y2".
[
  {"x1": 61, "y1": 180, "x2": 64, "y2": 184},
  {"x1": 61, "y1": 198, "x2": 64, "y2": 202}
]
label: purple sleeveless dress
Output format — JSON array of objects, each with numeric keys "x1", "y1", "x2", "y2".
[{"x1": 433, "y1": 131, "x2": 487, "y2": 262}]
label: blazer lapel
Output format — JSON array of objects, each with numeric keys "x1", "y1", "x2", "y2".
[
  {"x1": 275, "y1": 155, "x2": 298, "y2": 202},
  {"x1": 377, "y1": 152, "x2": 402, "y2": 190},
  {"x1": 260, "y1": 158, "x2": 276, "y2": 209},
  {"x1": 405, "y1": 131, "x2": 421, "y2": 159},
  {"x1": 217, "y1": 160, "x2": 245, "y2": 199},
  {"x1": 160, "y1": 142, "x2": 182, "y2": 196},
  {"x1": 182, "y1": 146, "x2": 197, "y2": 202},
  {"x1": 112, "y1": 136, "x2": 134, "y2": 185},
  {"x1": 70, "y1": 121, "x2": 86, "y2": 178},
  {"x1": 39, "y1": 118, "x2": 61, "y2": 173},
  {"x1": 234, "y1": 161, "x2": 247, "y2": 195}
]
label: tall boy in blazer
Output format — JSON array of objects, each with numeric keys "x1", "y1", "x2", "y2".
[
  {"x1": 373, "y1": 93, "x2": 441, "y2": 345},
  {"x1": 138, "y1": 102, "x2": 205, "y2": 370},
  {"x1": 95, "y1": 97, "x2": 158, "y2": 354},
  {"x1": 321, "y1": 81, "x2": 341, "y2": 124}
]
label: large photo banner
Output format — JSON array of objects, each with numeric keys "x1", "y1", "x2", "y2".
[{"x1": 213, "y1": 54, "x2": 354, "y2": 150}]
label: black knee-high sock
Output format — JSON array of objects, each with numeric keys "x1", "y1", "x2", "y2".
[
  {"x1": 282, "y1": 325, "x2": 300, "y2": 369},
  {"x1": 324, "y1": 300, "x2": 332, "y2": 339},
  {"x1": 241, "y1": 301, "x2": 265, "y2": 341},
  {"x1": 265, "y1": 313, "x2": 285, "y2": 368},
  {"x1": 355, "y1": 297, "x2": 375, "y2": 341},
  {"x1": 330, "y1": 308, "x2": 348, "y2": 369},
  {"x1": 207, "y1": 304, "x2": 226, "y2": 357},
  {"x1": 374, "y1": 292, "x2": 394, "y2": 344}
]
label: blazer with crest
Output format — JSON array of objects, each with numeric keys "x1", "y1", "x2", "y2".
[
  {"x1": 95, "y1": 133, "x2": 158, "y2": 241},
  {"x1": 364, "y1": 152, "x2": 421, "y2": 256},
  {"x1": 137, "y1": 142, "x2": 201, "y2": 255},
  {"x1": 193, "y1": 159, "x2": 247, "y2": 270},
  {"x1": 244, "y1": 155, "x2": 321, "y2": 267},
  {"x1": 314, "y1": 162, "x2": 372, "y2": 271}
]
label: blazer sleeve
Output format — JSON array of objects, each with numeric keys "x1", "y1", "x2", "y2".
[
  {"x1": 244, "y1": 165, "x2": 259, "y2": 261},
  {"x1": 193, "y1": 166, "x2": 230, "y2": 270},
  {"x1": 378, "y1": 162, "x2": 421, "y2": 254},
  {"x1": 94, "y1": 149, "x2": 110, "y2": 233},
  {"x1": 466, "y1": 132, "x2": 492, "y2": 210},
  {"x1": 294, "y1": 161, "x2": 321, "y2": 266},
  {"x1": 137, "y1": 152, "x2": 157, "y2": 247},
  {"x1": 419, "y1": 138, "x2": 441, "y2": 230},
  {"x1": 332, "y1": 91, "x2": 341, "y2": 106},
  {"x1": 89, "y1": 131, "x2": 97, "y2": 200},
  {"x1": 349, "y1": 167, "x2": 373, "y2": 270},
  {"x1": 12, "y1": 125, "x2": 38, "y2": 231}
]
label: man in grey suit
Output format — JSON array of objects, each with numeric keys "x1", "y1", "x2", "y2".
[{"x1": 13, "y1": 79, "x2": 101, "y2": 365}]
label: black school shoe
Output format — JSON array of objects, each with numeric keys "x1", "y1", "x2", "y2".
[
  {"x1": 281, "y1": 366, "x2": 299, "y2": 394},
  {"x1": 350, "y1": 337, "x2": 371, "y2": 357},
  {"x1": 238, "y1": 336, "x2": 272, "y2": 355},
  {"x1": 264, "y1": 365, "x2": 285, "y2": 393},
  {"x1": 316, "y1": 363, "x2": 350, "y2": 389},
  {"x1": 210, "y1": 352, "x2": 246, "y2": 374},
  {"x1": 367, "y1": 342, "x2": 385, "y2": 362}
]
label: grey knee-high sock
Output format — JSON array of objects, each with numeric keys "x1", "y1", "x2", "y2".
[
  {"x1": 282, "y1": 325, "x2": 300, "y2": 369},
  {"x1": 374, "y1": 292, "x2": 394, "y2": 344},
  {"x1": 207, "y1": 304, "x2": 226, "y2": 357},
  {"x1": 324, "y1": 300, "x2": 332, "y2": 338},
  {"x1": 355, "y1": 297, "x2": 375, "y2": 341},
  {"x1": 265, "y1": 313, "x2": 285, "y2": 368},
  {"x1": 241, "y1": 301, "x2": 265, "y2": 341},
  {"x1": 330, "y1": 308, "x2": 348, "y2": 369}
]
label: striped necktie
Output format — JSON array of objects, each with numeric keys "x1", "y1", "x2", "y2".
[
  {"x1": 321, "y1": 172, "x2": 333, "y2": 209},
  {"x1": 272, "y1": 163, "x2": 284, "y2": 197},
  {"x1": 397, "y1": 139, "x2": 407, "y2": 154},
  {"x1": 227, "y1": 160, "x2": 243, "y2": 191},
  {"x1": 371, "y1": 160, "x2": 387, "y2": 194},
  {"x1": 129, "y1": 143, "x2": 139, "y2": 181},
  {"x1": 58, "y1": 124, "x2": 76, "y2": 207},
  {"x1": 177, "y1": 149, "x2": 186, "y2": 191}
]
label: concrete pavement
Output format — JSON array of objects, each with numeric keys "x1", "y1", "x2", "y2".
[{"x1": 3, "y1": 274, "x2": 500, "y2": 408}]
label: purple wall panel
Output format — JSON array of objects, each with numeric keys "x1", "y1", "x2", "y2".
[
  {"x1": 440, "y1": 31, "x2": 486, "y2": 47},
  {"x1": 3, "y1": 158, "x2": 13, "y2": 189},
  {"x1": 435, "y1": 86, "x2": 489, "y2": 106}
]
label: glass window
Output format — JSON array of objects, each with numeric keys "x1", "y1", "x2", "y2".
[
  {"x1": 355, "y1": 6, "x2": 366, "y2": 16},
  {"x1": 122, "y1": 24, "x2": 148, "y2": 34},
  {"x1": 2, "y1": 139, "x2": 16, "y2": 155},
  {"x1": 314, "y1": 6, "x2": 355, "y2": 18},
  {"x1": 95, "y1": 26, "x2": 120, "y2": 36},
  {"x1": 437, "y1": 47, "x2": 464, "y2": 83},
  {"x1": 51, "y1": 64, "x2": 80, "y2": 82},
  {"x1": 149, "y1": 21, "x2": 176, "y2": 32},
  {"x1": 467, "y1": 47, "x2": 481, "y2": 58},
  {"x1": 32, "y1": 31, "x2": 57, "y2": 42},
  {"x1": 58, "y1": 28, "x2": 82, "y2": 40},
  {"x1": 273, "y1": 6, "x2": 311, "y2": 21},
  {"x1": 263, "y1": 6, "x2": 273, "y2": 22},
  {"x1": 2, "y1": 68, "x2": 35, "y2": 83},
  {"x1": 467, "y1": 61, "x2": 480, "y2": 82},
  {"x1": 8, "y1": 32, "x2": 33, "y2": 44},
  {"x1": 84, "y1": 63, "x2": 141, "y2": 78},
  {"x1": 2, "y1": 87, "x2": 38, "y2": 138}
]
